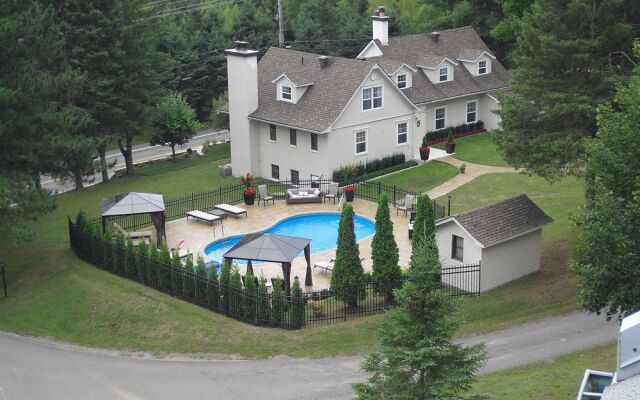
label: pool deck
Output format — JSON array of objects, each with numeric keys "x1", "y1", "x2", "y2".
[{"x1": 165, "y1": 199, "x2": 414, "y2": 290}]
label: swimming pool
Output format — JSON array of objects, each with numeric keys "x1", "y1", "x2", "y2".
[{"x1": 204, "y1": 212, "x2": 376, "y2": 268}]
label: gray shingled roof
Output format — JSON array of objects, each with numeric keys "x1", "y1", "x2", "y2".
[
  {"x1": 457, "y1": 48, "x2": 492, "y2": 62},
  {"x1": 370, "y1": 26, "x2": 511, "y2": 104},
  {"x1": 416, "y1": 54, "x2": 454, "y2": 69},
  {"x1": 276, "y1": 71, "x2": 315, "y2": 87},
  {"x1": 448, "y1": 194, "x2": 553, "y2": 248},
  {"x1": 250, "y1": 47, "x2": 377, "y2": 132}
]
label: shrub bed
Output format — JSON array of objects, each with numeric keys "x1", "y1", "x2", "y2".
[
  {"x1": 332, "y1": 153, "x2": 406, "y2": 182},
  {"x1": 424, "y1": 121, "x2": 486, "y2": 145}
]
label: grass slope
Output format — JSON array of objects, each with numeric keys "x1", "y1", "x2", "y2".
[
  {"x1": 434, "y1": 133, "x2": 510, "y2": 167},
  {"x1": 377, "y1": 161, "x2": 459, "y2": 193},
  {"x1": 0, "y1": 149, "x2": 584, "y2": 357},
  {"x1": 471, "y1": 342, "x2": 616, "y2": 399}
]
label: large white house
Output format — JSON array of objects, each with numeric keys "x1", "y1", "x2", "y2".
[{"x1": 224, "y1": 6, "x2": 510, "y2": 180}]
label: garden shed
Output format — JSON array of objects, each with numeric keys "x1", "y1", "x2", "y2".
[{"x1": 435, "y1": 194, "x2": 553, "y2": 293}]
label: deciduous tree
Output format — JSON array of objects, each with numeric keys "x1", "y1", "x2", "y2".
[{"x1": 151, "y1": 92, "x2": 198, "y2": 162}]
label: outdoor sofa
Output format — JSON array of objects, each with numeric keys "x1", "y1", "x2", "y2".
[{"x1": 286, "y1": 187, "x2": 322, "y2": 204}]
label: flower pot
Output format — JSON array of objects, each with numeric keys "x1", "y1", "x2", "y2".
[
  {"x1": 446, "y1": 142, "x2": 456, "y2": 154},
  {"x1": 345, "y1": 191, "x2": 355, "y2": 202},
  {"x1": 244, "y1": 194, "x2": 255, "y2": 205},
  {"x1": 419, "y1": 149, "x2": 430, "y2": 161}
]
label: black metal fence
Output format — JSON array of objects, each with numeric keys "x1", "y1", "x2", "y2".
[
  {"x1": 69, "y1": 219, "x2": 479, "y2": 329},
  {"x1": 107, "y1": 178, "x2": 445, "y2": 232}
]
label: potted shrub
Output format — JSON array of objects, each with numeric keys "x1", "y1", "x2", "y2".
[
  {"x1": 445, "y1": 128, "x2": 456, "y2": 154},
  {"x1": 241, "y1": 173, "x2": 256, "y2": 205},
  {"x1": 343, "y1": 185, "x2": 355, "y2": 202},
  {"x1": 419, "y1": 137, "x2": 430, "y2": 161}
]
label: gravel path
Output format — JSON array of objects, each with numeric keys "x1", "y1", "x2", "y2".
[{"x1": 0, "y1": 311, "x2": 618, "y2": 399}]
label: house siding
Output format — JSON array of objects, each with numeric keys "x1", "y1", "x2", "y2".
[{"x1": 480, "y1": 230, "x2": 543, "y2": 292}]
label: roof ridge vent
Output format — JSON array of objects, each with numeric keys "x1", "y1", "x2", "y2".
[
  {"x1": 318, "y1": 55, "x2": 329, "y2": 68},
  {"x1": 430, "y1": 32, "x2": 440, "y2": 42}
]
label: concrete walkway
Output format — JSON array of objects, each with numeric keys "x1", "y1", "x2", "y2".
[
  {"x1": 427, "y1": 156, "x2": 518, "y2": 199},
  {"x1": 0, "y1": 311, "x2": 618, "y2": 399}
]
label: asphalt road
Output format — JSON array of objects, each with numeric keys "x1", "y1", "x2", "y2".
[
  {"x1": 41, "y1": 129, "x2": 230, "y2": 194},
  {"x1": 0, "y1": 311, "x2": 618, "y2": 399}
]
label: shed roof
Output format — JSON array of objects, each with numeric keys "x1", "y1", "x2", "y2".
[
  {"x1": 437, "y1": 194, "x2": 553, "y2": 248},
  {"x1": 223, "y1": 233, "x2": 310, "y2": 263},
  {"x1": 101, "y1": 192, "x2": 165, "y2": 217}
]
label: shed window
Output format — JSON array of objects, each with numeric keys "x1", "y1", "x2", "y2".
[{"x1": 452, "y1": 235, "x2": 464, "y2": 261}]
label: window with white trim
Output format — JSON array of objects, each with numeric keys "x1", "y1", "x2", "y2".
[
  {"x1": 435, "y1": 107, "x2": 446, "y2": 130},
  {"x1": 310, "y1": 133, "x2": 318, "y2": 152},
  {"x1": 269, "y1": 124, "x2": 276, "y2": 142},
  {"x1": 439, "y1": 67, "x2": 449, "y2": 82},
  {"x1": 466, "y1": 101, "x2": 477, "y2": 123},
  {"x1": 452, "y1": 235, "x2": 464, "y2": 261},
  {"x1": 280, "y1": 85, "x2": 292, "y2": 101},
  {"x1": 271, "y1": 164, "x2": 280, "y2": 180},
  {"x1": 397, "y1": 74, "x2": 407, "y2": 89},
  {"x1": 290, "y1": 169, "x2": 299, "y2": 184},
  {"x1": 355, "y1": 130, "x2": 367, "y2": 155},
  {"x1": 362, "y1": 86, "x2": 383, "y2": 111},
  {"x1": 289, "y1": 129, "x2": 297, "y2": 146},
  {"x1": 478, "y1": 60, "x2": 487, "y2": 75},
  {"x1": 397, "y1": 122, "x2": 408, "y2": 145}
]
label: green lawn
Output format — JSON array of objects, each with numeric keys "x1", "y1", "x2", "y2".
[
  {"x1": 0, "y1": 155, "x2": 585, "y2": 357},
  {"x1": 471, "y1": 342, "x2": 616, "y2": 399},
  {"x1": 434, "y1": 133, "x2": 510, "y2": 167},
  {"x1": 136, "y1": 142, "x2": 230, "y2": 177},
  {"x1": 376, "y1": 160, "x2": 459, "y2": 193}
]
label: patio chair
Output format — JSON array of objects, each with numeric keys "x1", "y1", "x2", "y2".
[
  {"x1": 323, "y1": 182, "x2": 339, "y2": 204},
  {"x1": 258, "y1": 184, "x2": 275, "y2": 207},
  {"x1": 396, "y1": 194, "x2": 415, "y2": 216}
]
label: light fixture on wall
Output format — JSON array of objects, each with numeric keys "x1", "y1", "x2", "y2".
[{"x1": 417, "y1": 120, "x2": 421, "y2": 127}]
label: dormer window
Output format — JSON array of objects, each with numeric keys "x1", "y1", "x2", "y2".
[
  {"x1": 478, "y1": 60, "x2": 487, "y2": 75},
  {"x1": 280, "y1": 85, "x2": 293, "y2": 101},
  {"x1": 439, "y1": 67, "x2": 449, "y2": 82},
  {"x1": 397, "y1": 74, "x2": 407, "y2": 88}
]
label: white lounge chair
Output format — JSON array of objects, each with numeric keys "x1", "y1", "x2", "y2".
[
  {"x1": 396, "y1": 194, "x2": 415, "y2": 217},
  {"x1": 313, "y1": 257, "x2": 365, "y2": 274},
  {"x1": 214, "y1": 203, "x2": 248, "y2": 218},
  {"x1": 186, "y1": 210, "x2": 222, "y2": 225},
  {"x1": 258, "y1": 184, "x2": 275, "y2": 207}
]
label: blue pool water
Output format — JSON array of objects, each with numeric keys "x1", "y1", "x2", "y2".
[{"x1": 204, "y1": 212, "x2": 376, "y2": 269}]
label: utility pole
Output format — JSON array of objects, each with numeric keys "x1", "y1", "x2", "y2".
[{"x1": 277, "y1": 0, "x2": 284, "y2": 47}]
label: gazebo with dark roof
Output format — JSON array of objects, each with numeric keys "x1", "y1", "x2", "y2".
[
  {"x1": 101, "y1": 192, "x2": 166, "y2": 247},
  {"x1": 223, "y1": 233, "x2": 312, "y2": 295}
]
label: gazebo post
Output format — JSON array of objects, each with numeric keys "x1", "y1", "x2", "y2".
[
  {"x1": 282, "y1": 262, "x2": 291, "y2": 296},
  {"x1": 246, "y1": 260, "x2": 254, "y2": 276},
  {"x1": 304, "y1": 245, "x2": 313, "y2": 287}
]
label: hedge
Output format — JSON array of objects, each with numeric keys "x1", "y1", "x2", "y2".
[
  {"x1": 333, "y1": 153, "x2": 406, "y2": 182},
  {"x1": 424, "y1": 120, "x2": 485, "y2": 145}
]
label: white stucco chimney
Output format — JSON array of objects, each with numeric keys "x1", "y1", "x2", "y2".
[
  {"x1": 225, "y1": 41, "x2": 259, "y2": 177},
  {"x1": 371, "y1": 6, "x2": 389, "y2": 46}
]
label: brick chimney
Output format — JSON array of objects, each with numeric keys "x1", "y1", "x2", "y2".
[
  {"x1": 371, "y1": 6, "x2": 389, "y2": 46},
  {"x1": 225, "y1": 41, "x2": 259, "y2": 176}
]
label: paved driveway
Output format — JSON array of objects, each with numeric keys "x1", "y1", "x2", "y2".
[{"x1": 0, "y1": 311, "x2": 618, "y2": 399}]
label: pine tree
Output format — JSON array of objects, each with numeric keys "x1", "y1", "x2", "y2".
[
  {"x1": 124, "y1": 237, "x2": 135, "y2": 277},
  {"x1": 183, "y1": 254, "x2": 195, "y2": 298},
  {"x1": 331, "y1": 203, "x2": 366, "y2": 308},
  {"x1": 171, "y1": 250, "x2": 182, "y2": 294},
  {"x1": 206, "y1": 261, "x2": 219, "y2": 308},
  {"x1": 158, "y1": 243, "x2": 171, "y2": 289},
  {"x1": 92, "y1": 221, "x2": 103, "y2": 267},
  {"x1": 195, "y1": 254, "x2": 207, "y2": 303},
  {"x1": 271, "y1": 279, "x2": 285, "y2": 326},
  {"x1": 411, "y1": 194, "x2": 437, "y2": 264},
  {"x1": 229, "y1": 266, "x2": 243, "y2": 316},
  {"x1": 103, "y1": 228, "x2": 113, "y2": 270},
  {"x1": 148, "y1": 244, "x2": 159, "y2": 286},
  {"x1": 113, "y1": 233, "x2": 126, "y2": 275},
  {"x1": 219, "y1": 261, "x2": 231, "y2": 312},
  {"x1": 371, "y1": 194, "x2": 401, "y2": 301},
  {"x1": 291, "y1": 276, "x2": 304, "y2": 328},
  {"x1": 354, "y1": 219, "x2": 485, "y2": 399},
  {"x1": 257, "y1": 276, "x2": 270, "y2": 323},
  {"x1": 244, "y1": 271, "x2": 257, "y2": 322},
  {"x1": 136, "y1": 241, "x2": 149, "y2": 282}
]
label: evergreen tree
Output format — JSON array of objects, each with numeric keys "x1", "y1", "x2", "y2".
[
  {"x1": 354, "y1": 218, "x2": 485, "y2": 399},
  {"x1": 291, "y1": 276, "x2": 304, "y2": 328},
  {"x1": 150, "y1": 92, "x2": 198, "y2": 163},
  {"x1": 257, "y1": 276, "x2": 270, "y2": 323},
  {"x1": 271, "y1": 279, "x2": 285, "y2": 326},
  {"x1": 171, "y1": 250, "x2": 182, "y2": 294},
  {"x1": 92, "y1": 221, "x2": 103, "y2": 267},
  {"x1": 371, "y1": 194, "x2": 401, "y2": 301},
  {"x1": 493, "y1": 0, "x2": 640, "y2": 199},
  {"x1": 195, "y1": 254, "x2": 207, "y2": 303},
  {"x1": 158, "y1": 243, "x2": 171, "y2": 289},
  {"x1": 207, "y1": 262, "x2": 219, "y2": 308},
  {"x1": 113, "y1": 233, "x2": 126, "y2": 275},
  {"x1": 124, "y1": 237, "x2": 135, "y2": 277},
  {"x1": 148, "y1": 244, "x2": 159, "y2": 286},
  {"x1": 136, "y1": 241, "x2": 149, "y2": 282},
  {"x1": 183, "y1": 254, "x2": 195, "y2": 298},
  {"x1": 572, "y1": 51, "x2": 640, "y2": 319},
  {"x1": 244, "y1": 271, "x2": 257, "y2": 322},
  {"x1": 411, "y1": 194, "x2": 437, "y2": 264},
  {"x1": 219, "y1": 261, "x2": 232, "y2": 312},
  {"x1": 229, "y1": 266, "x2": 243, "y2": 316},
  {"x1": 331, "y1": 203, "x2": 367, "y2": 308},
  {"x1": 103, "y1": 228, "x2": 113, "y2": 270}
]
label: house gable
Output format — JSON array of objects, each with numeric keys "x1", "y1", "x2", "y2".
[{"x1": 357, "y1": 40, "x2": 383, "y2": 59}]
